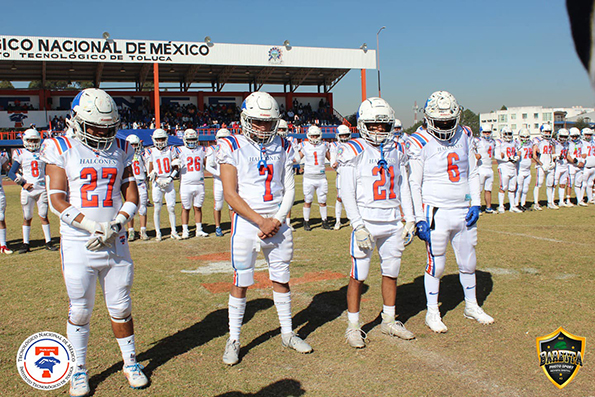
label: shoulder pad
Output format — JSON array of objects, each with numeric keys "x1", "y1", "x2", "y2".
[
  {"x1": 49, "y1": 136, "x2": 73, "y2": 155},
  {"x1": 219, "y1": 136, "x2": 241, "y2": 152}
]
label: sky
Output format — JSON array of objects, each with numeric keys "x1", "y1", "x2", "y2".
[{"x1": 2, "y1": 0, "x2": 593, "y2": 127}]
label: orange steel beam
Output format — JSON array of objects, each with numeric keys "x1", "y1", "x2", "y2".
[{"x1": 153, "y1": 63, "x2": 160, "y2": 128}]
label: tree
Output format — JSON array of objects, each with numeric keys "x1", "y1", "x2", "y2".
[
  {"x1": 500, "y1": 105, "x2": 507, "y2": 110},
  {"x1": 460, "y1": 108, "x2": 480, "y2": 136},
  {"x1": 0, "y1": 81, "x2": 14, "y2": 89},
  {"x1": 404, "y1": 120, "x2": 423, "y2": 135},
  {"x1": 345, "y1": 113, "x2": 357, "y2": 127},
  {"x1": 573, "y1": 117, "x2": 590, "y2": 130}
]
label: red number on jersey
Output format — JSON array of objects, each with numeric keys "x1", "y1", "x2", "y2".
[
  {"x1": 259, "y1": 165, "x2": 274, "y2": 202},
  {"x1": 506, "y1": 147, "x2": 516, "y2": 158},
  {"x1": 447, "y1": 153, "x2": 461, "y2": 182},
  {"x1": 132, "y1": 160, "x2": 141, "y2": 176},
  {"x1": 313, "y1": 151, "x2": 319, "y2": 166},
  {"x1": 30, "y1": 160, "x2": 39, "y2": 177},
  {"x1": 156, "y1": 158, "x2": 171, "y2": 174},
  {"x1": 80, "y1": 167, "x2": 118, "y2": 208},
  {"x1": 523, "y1": 148, "x2": 532, "y2": 159},
  {"x1": 487, "y1": 146, "x2": 493, "y2": 158},
  {"x1": 186, "y1": 156, "x2": 202, "y2": 172},
  {"x1": 372, "y1": 166, "x2": 396, "y2": 201}
]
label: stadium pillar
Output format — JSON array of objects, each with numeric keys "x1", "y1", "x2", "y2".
[
  {"x1": 360, "y1": 69, "x2": 367, "y2": 102},
  {"x1": 153, "y1": 63, "x2": 161, "y2": 129}
]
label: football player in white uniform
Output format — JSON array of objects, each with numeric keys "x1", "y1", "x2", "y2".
[
  {"x1": 206, "y1": 128, "x2": 231, "y2": 237},
  {"x1": 125, "y1": 134, "x2": 149, "y2": 241},
  {"x1": 330, "y1": 125, "x2": 351, "y2": 230},
  {"x1": 532, "y1": 124, "x2": 557, "y2": 210},
  {"x1": 146, "y1": 128, "x2": 181, "y2": 240},
  {"x1": 567, "y1": 127, "x2": 588, "y2": 206},
  {"x1": 0, "y1": 151, "x2": 12, "y2": 253},
  {"x1": 41, "y1": 89, "x2": 148, "y2": 396},
  {"x1": 299, "y1": 126, "x2": 331, "y2": 230},
  {"x1": 9, "y1": 128, "x2": 58, "y2": 253},
  {"x1": 339, "y1": 98, "x2": 416, "y2": 348},
  {"x1": 408, "y1": 91, "x2": 494, "y2": 333},
  {"x1": 276, "y1": 120, "x2": 296, "y2": 231},
  {"x1": 582, "y1": 128, "x2": 595, "y2": 203},
  {"x1": 474, "y1": 124, "x2": 496, "y2": 213},
  {"x1": 553, "y1": 129, "x2": 570, "y2": 207},
  {"x1": 495, "y1": 128, "x2": 522, "y2": 213},
  {"x1": 514, "y1": 129, "x2": 534, "y2": 211},
  {"x1": 177, "y1": 129, "x2": 208, "y2": 238},
  {"x1": 218, "y1": 92, "x2": 312, "y2": 366}
]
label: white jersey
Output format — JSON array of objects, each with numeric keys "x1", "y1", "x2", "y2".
[
  {"x1": 205, "y1": 144, "x2": 220, "y2": 179},
  {"x1": 407, "y1": 126, "x2": 480, "y2": 219},
  {"x1": 217, "y1": 134, "x2": 294, "y2": 213},
  {"x1": 300, "y1": 141, "x2": 328, "y2": 179},
  {"x1": 131, "y1": 152, "x2": 147, "y2": 182},
  {"x1": 567, "y1": 140, "x2": 585, "y2": 165},
  {"x1": 40, "y1": 136, "x2": 134, "y2": 240},
  {"x1": 338, "y1": 138, "x2": 414, "y2": 226},
  {"x1": 12, "y1": 148, "x2": 46, "y2": 191},
  {"x1": 494, "y1": 139, "x2": 518, "y2": 171},
  {"x1": 176, "y1": 145, "x2": 206, "y2": 186},
  {"x1": 474, "y1": 137, "x2": 495, "y2": 169},
  {"x1": 329, "y1": 141, "x2": 340, "y2": 166},
  {"x1": 533, "y1": 136, "x2": 555, "y2": 167},
  {"x1": 554, "y1": 140, "x2": 569, "y2": 169},
  {"x1": 516, "y1": 142, "x2": 533, "y2": 174},
  {"x1": 146, "y1": 146, "x2": 179, "y2": 181},
  {"x1": 584, "y1": 139, "x2": 595, "y2": 168}
]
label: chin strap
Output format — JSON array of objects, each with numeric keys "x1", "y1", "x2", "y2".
[
  {"x1": 257, "y1": 143, "x2": 268, "y2": 170},
  {"x1": 377, "y1": 142, "x2": 388, "y2": 171}
]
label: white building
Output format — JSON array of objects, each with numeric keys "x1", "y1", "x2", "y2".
[{"x1": 479, "y1": 106, "x2": 595, "y2": 137}]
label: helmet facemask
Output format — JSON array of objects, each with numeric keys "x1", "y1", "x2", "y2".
[
  {"x1": 359, "y1": 120, "x2": 394, "y2": 146},
  {"x1": 70, "y1": 116, "x2": 119, "y2": 150},
  {"x1": 69, "y1": 89, "x2": 120, "y2": 151},
  {"x1": 424, "y1": 91, "x2": 461, "y2": 141},
  {"x1": 241, "y1": 115, "x2": 279, "y2": 145}
]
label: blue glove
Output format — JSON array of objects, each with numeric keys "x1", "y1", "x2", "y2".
[
  {"x1": 416, "y1": 221, "x2": 431, "y2": 242},
  {"x1": 465, "y1": 206, "x2": 480, "y2": 227}
]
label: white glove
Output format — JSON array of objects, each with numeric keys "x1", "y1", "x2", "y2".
[
  {"x1": 547, "y1": 162, "x2": 556, "y2": 171},
  {"x1": 401, "y1": 221, "x2": 416, "y2": 239},
  {"x1": 354, "y1": 225, "x2": 373, "y2": 250},
  {"x1": 148, "y1": 170, "x2": 158, "y2": 183},
  {"x1": 85, "y1": 222, "x2": 120, "y2": 251},
  {"x1": 157, "y1": 177, "x2": 172, "y2": 189},
  {"x1": 171, "y1": 158, "x2": 184, "y2": 169}
]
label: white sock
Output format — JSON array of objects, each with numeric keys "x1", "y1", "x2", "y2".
[
  {"x1": 196, "y1": 223, "x2": 203, "y2": 231},
  {"x1": 116, "y1": 335, "x2": 137, "y2": 366},
  {"x1": 577, "y1": 186, "x2": 584, "y2": 202},
  {"x1": 459, "y1": 273, "x2": 478, "y2": 305},
  {"x1": 514, "y1": 190, "x2": 520, "y2": 206},
  {"x1": 335, "y1": 201, "x2": 342, "y2": 222},
  {"x1": 23, "y1": 226, "x2": 31, "y2": 244},
  {"x1": 273, "y1": 291, "x2": 293, "y2": 335},
  {"x1": 0, "y1": 228, "x2": 6, "y2": 246},
  {"x1": 228, "y1": 295, "x2": 246, "y2": 342},
  {"x1": 588, "y1": 185, "x2": 594, "y2": 202},
  {"x1": 424, "y1": 272, "x2": 440, "y2": 307},
  {"x1": 286, "y1": 217, "x2": 291, "y2": 227},
  {"x1": 547, "y1": 186, "x2": 554, "y2": 204},
  {"x1": 67, "y1": 322, "x2": 90, "y2": 371},
  {"x1": 507, "y1": 191, "x2": 515, "y2": 207},
  {"x1": 533, "y1": 187, "x2": 540, "y2": 205},
  {"x1": 303, "y1": 207, "x2": 311, "y2": 222},
  {"x1": 182, "y1": 224, "x2": 189, "y2": 233},
  {"x1": 128, "y1": 227, "x2": 134, "y2": 233},
  {"x1": 498, "y1": 192, "x2": 505, "y2": 208},
  {"x1": 559, "y1": 187, "x2": 565, "y2": 203},
  {"x1": 319, "y1": 205, "x2": 327, "y2": 221},
  {"x1": 382, "y1": 305, "x2": 395, "y2": 318},
  {"x1": 347, "y1": 311, "x2": 360, "y2": 324},
  {"x1": 140, "y1": 226, "x2": 147, "y2": 233},
  {"x1": 167, "y1": 206, "x2": 176, "y2": 233},
  {"x1": 42, "y1": 224, "x2": 51, "y2": 243},
  {"x1": 154, "y1": 206, "x2": 161, "y2": 234},
  {"x1": 521, "y1": 191, "x2": 527, "y2": 206}
]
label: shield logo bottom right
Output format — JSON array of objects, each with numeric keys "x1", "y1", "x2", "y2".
[{"x1": 536, "y1": 327, "x2": 586, "y2": 389}]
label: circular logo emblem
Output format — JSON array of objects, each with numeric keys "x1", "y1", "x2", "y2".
[{"x1": 16, "y1": 332, "x2": 75, "y2": 390}]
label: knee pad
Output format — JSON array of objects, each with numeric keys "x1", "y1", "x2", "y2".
[
  {"x1": 22, "y1": 205, "x2": 33, "y2": 221},
  {"x1": 234, "y1": 268, "x2": 255, "y2": 287},
  {"x1": 68, "y1": 304, "x2": 93, "y2": 326},
  {"x1": 138, "y1": 203, "x2": 147, "y2": 216},
  {"x1": 380, "y1": 257, "x2": 402, "y2": 279},
  {"x1": 214, "y1": 200, "x2": 223, "y2": 211},
  {"x1": 269, "y1": 262, "x2": 290, "y2": 284},
  {"x1": 107, "y1": 297, "x2": 132, "y2": 320},
  {"x1": 351, "y1": 256, "x2": 371, "y2": 281},
  {"x1": 167, "y1": 205, "x2": 176, "y2": 215},
  {"x1": 429, "y1": 231, "x2": 449, "y2": 256}
]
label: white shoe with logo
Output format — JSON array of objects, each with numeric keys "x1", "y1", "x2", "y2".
[
  {"x1": 281, "y1": 332, "x2": 312, "y2": 353},
  {"x1": 425, "y1": 307, "x2": 448, "y2": 333},
  {"x1": 464, "y1": 303, "x2": 494, "y2": 325},
  {"x1": 222, "y1": 338, "x2": 240, "y2": 366},
  {"x1": 380, "y1": 313, "x2": 415, "y2": 340},
  {"x1": 345, "y1": 322, "x2": 367, "y2": 348},
  {"x1": 123, "y1": 363, "x2": 149, "y2": 389},
  {"x1": 69, "y1": 369, "x2": 90, "y2": 397}
]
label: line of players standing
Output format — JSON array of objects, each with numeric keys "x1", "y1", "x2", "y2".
[{"x1": 474, "y1": 123, "x2": 595, "y2": 213}]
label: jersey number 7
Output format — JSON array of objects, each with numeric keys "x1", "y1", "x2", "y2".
[{"x1": 259, "y1": 165, "x2": 274, "y2": 202}]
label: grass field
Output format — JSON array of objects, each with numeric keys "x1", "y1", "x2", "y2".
[{"x1": 0, "y1": 171, "x2": 594, "y2": 397}]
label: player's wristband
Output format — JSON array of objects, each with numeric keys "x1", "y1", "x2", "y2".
[
  {"x1": 60, "y1": 206, "x2": 97, "y2": 234},
  {"x1": 170, "y1": 169, "x2": 179, "y2": 179},
  {"x1": 118, "y1": 201, "x2": 138, "y2": 222},
  {"x1": 122, "y1": 177, "x2": 136, "y2": 184}
]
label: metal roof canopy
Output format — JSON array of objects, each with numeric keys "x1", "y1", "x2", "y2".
[{"x1": 0, "y1": 35, "x2": 376, "y2": 93}]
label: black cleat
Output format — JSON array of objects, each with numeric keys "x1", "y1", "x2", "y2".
[
  {"x1": 18, "y1": 243, "x2": 30, "y2": 254},
  {"x1": 45, "y1": 242, "x2": 59, "y2": 251},
  {"x1": 321, "y1": 219, "x2": 332, "y2": 230},
  {"x1": 519, "y1": 205, "x2": 527, "y2": 212},
  {"x1": 303, "y1": 220, "x2": 311, "y2": 231}
]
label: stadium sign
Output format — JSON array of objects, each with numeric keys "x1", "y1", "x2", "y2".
[
  {"x1": 0, "y1": 35, "x2": 376, "y2": 69},
  {"x1": 536, "y1": 327, "x2": 585, "y2": 389}
]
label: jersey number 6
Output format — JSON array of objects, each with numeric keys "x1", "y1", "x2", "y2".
[{"x1": 447, "y1": 152, "x2": 460, "y2": 182}]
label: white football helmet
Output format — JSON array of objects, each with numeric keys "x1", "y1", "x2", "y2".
[
  {"x1": 336, "y1": 124, "x2": 351, "y2": 143},
  {"x1": 357, "y1": 97, "x2": 395, "y2": 145},
  {"x1": 277, "y1": 119, "x2": 289, "y2": 137},
  {"x1": 67, "y1": 88, "x2": 120, "y2": 150},
  {"x1": 22, "y1": 128, "x2": 41, "y2": 151},
  {"x1": 152, "y1": 128, "x2": 168, "y2": 150},
  {"x1": 240, "y1": 92, "x2": 280, "y2": 145},
  {"x1": 125, "y1": 134, "x2": 143, "y2": 155},
  {"x1": 582, "y1": 128, "x2": 594, "y2": 140},
  {"x1": 540, "y1": 123, "x2": 553, "y2": 139},
  {"x1": 183, "y1": 129, "x2": 199, "y2": 149},
  {"x1": 569, "y1": 127, "x2": 581, "y2": 142},
  {"x1": 557, "y1": 128, "x2": 569, "y2": 142},
  {"x1": 307, "y1": 126, "x2": 322, "y2": 145},
  {"x1": 480, "y1": 124, "x2": 492, "y2": 139},
  {"x1": 501, "y1": 127, "x2": 513, "y2": 142},
  {"x1": 424, "y1": 91, "x2": 461, "y2": 141},
  {"x1": 519, "y1": 129, "x2": 531, "y2": 144},
  {"x1": 393, "y1": 118, "x2": 403, "y2": 137},
  {"x1": 216, "y1": 128, "x2": 231, "y2": 139}
]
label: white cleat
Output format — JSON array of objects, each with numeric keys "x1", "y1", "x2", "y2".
[
  {"x1": 566, "y1": 200, "x2": 575, "y2": 207},
  {"x1": 497, "y1": 206, "x2": 505, "y2": 214},
  {"x1": 155, "y1": 232, "x2": 162, "y2": 242},
  {"x1": 122, "y1": 363, "x2": 149, "y2": 389},
  {"x1": 334, "y1": 223, "x2": 341, "y2": 230},
  {"x1": 558, "y1": 201, "x2": 567, "y2": 208},
  {"x1": 128, "y1": 229, "x2": 135, "y2": 242},
  {"x1": 196, "y1": 230, "x2": 209, "y2": 237},
  {"x1": 69, "y1": 370, "x2": 90, "y2": 397},
  {"x1": 281, "y1": 332, "x2": 312, "y2": 354},
  {"x1": 547, "y1": 203, "x2": 559, "y2": 210},
  {"x1": 171, "y1": 232, "x2": 182, "y2": 240},
  {"x1": 345, "y1": 322, "x2": 367, "y2": 348},
  {"x1": 464, "y1": 303, "x2": 494, "y2": 325},
  {"x1": 181, "y1": 231, "x2": 190, "y2": 239},
  {"x1": 425, "y1": 307, "x2": 448, "y2": 333},
  {"x1": 380, "y1": 313, "x2": 415, "y2": 340},
  {"x1": 509, "y1": 206, "x2": 522, "y2": 213},
  {"x1": 578, "y1": 201, "x2": 588, "y2": 207},
  {"x1": 533, "y1": 204, "x2": 543, "y2": 211},
  {"x1": 140, "y1": 230, "x2": 150, "y2": 241},
  {"x1": 222, "y1": 338, "x2": 240, "y2": 366}
]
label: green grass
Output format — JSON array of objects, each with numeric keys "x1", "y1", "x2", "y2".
[{"x1": 0, "y1": 169, "x2": 594, "y2": 397}]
